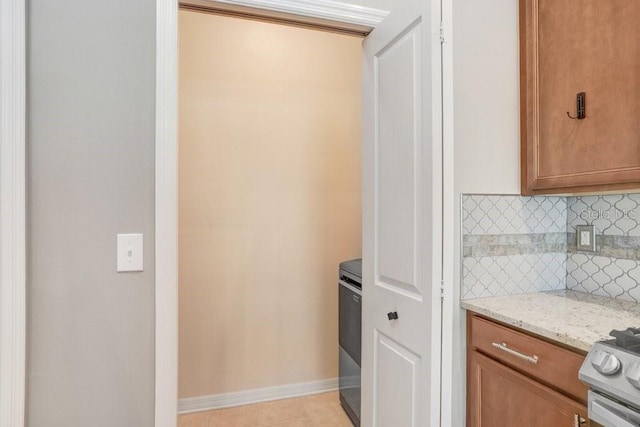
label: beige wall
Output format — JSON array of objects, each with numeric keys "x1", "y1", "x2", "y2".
[{"x1": 178, "y1": 10, "x2": 363, "y2": 398}]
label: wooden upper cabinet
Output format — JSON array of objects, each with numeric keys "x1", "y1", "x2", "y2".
[{"x1": 520, "y1": 0, "x2": 640, "y2": 194}]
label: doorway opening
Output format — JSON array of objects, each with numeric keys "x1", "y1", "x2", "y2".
[{"x1": 177, "y1": 8, "x2": 364, "y2": 423}]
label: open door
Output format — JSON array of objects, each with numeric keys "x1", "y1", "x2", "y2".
[{"x1": 361, "y1": 0, "x2": 443, "y2": 425}]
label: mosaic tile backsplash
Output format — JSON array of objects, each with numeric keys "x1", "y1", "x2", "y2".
[
  {"x1": 566, "y1": 194, "x2": 640, "y2": 302},
  {"x1": 463, "y1": 195, "x2": 567, "y2": 235},
  {"x1": 462, "y1": 195, "x2": 568, "y2": 299},
  {"x1": 462, "y1": 193, "x2": 640, "y2": 303}
]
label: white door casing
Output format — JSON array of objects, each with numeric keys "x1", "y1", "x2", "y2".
[
  {"x1": 156, "y1": 0, "x2": 179, "y2": 426},
  {"x1": 0, "y1": 0, "x2": 26, "y2": 426},
  {"x1": 361, "y1": 0, "x2": 443, "y2": 425},
  {"x1": 156, "y1": 1, "x2": 389, "y2": 426}
]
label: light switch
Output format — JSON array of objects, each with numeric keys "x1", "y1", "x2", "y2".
[
  {"x1": 576, "y1": 225, "x2": 595, "y2": 252},
  {"x1": 117, "y1": 233, "x2": 143, "y2": 272}
]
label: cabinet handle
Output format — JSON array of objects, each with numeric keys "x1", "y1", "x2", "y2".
[
  {"x1": 573, "y1": 413, "x2": 586, "y2": 427},
  {"x1": 491, "y1": 342, "x2": 539, "y2": 364}
]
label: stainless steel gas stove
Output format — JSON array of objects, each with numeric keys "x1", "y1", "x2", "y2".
[{"x1": 579, "y1": 328, "x2": 640, "y2": 427}]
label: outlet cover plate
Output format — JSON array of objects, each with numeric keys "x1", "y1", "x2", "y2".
[{"x1": 576, "y1": 225, "x2": 596, "y2": 252}]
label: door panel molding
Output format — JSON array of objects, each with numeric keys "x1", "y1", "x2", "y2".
[
  {"x1": 376, "y1": 278, "x2": 424, "y2": 302},
  {"x1": 374, "y1": 19, "x2": 422, "y2": 298},
  {"x1": 373, "y1": 330, "x2": 421, "y2": 427}
]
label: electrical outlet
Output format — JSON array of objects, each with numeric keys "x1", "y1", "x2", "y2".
[{"x1": 576, "y1": 225, "x2": 596, "y2": 252}]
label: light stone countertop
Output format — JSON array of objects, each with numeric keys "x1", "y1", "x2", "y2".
[{"x1": 461, "y1": 290, "x2": 640, "y2": 352}]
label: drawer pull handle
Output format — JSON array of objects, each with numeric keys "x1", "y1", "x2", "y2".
[{"x1": 491, "y1": 342, "x2": 539, "y2": 364}]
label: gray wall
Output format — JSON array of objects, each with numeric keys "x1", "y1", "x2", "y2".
[{"x1": 27, "y1": 0, "x2": 156, "y2": 425}]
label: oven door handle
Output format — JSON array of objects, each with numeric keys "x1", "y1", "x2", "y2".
[{"x1": 592, "y1": 400, "x2": 640, "y2": 427}]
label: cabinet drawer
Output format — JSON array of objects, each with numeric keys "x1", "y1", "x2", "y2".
[{"x1": 469, "y1": 315, "x2": 588, "y2": 403}]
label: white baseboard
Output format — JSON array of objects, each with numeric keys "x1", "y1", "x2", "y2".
[{"x1": 178, "y1": 377, "x2": 339, "y2": 414}]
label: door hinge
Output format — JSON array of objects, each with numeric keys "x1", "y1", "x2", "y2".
[
  {"x1": 440, "y1": 280, "x2": 445, "y2": 300},
  {"x1": 439, "y1": 22, "x2": 445, "y2": 43}
]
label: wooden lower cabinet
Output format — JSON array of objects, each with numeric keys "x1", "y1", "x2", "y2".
[
  {"x1": 467, "y1": 313, "x2": 589, "y2": 427},
  {"x1": 468, "y1": 351, "x2": 589, "y2": 427}
]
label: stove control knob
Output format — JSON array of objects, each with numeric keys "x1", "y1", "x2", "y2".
[
  {"x1": 625, "y1": 362, "x2": 640, "y2": 389},
  {"x1": 591, "y1": 350, "x2": 621, "y2": 376}
]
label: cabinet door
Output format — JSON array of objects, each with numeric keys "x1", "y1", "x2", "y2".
[
  {"x1": 468, "y1": 351, "x2": 589, "y2": 427},
  {"x1": 520, "y1": 0, "x2": 640, "y2": 194}
]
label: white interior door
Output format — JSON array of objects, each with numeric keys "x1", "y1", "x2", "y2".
[{"x1": 361, "y1": 0, "x2": 443, "y2": 425}]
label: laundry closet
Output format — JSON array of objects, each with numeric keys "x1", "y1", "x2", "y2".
[{"x1": 178, "y1": 7, "x2": 363, "y2": 414}]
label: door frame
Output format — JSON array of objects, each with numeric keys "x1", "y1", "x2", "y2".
[
  {"x1": 0, "y1": 0, "x2": 26, "y2": 426},
  {"x1": 0, "y1": 0, "x2": 454, "y2": 426},
  {"x1": 156, "y1": 1, "x2": 389, "y2": 425}
]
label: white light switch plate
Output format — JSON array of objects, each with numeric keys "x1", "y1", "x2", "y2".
[{"x1": 117, "y1": 233, "x2": 143, "y2": 272}]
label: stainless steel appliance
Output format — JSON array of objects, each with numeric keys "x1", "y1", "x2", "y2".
[
  {"x1": 339, "y1": 259, "x2": 362, "y2": 426},
  {"x1": 579, "y1": 327, "x2": 640, "y2": 427}
]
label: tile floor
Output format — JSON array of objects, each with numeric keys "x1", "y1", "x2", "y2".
[{"x1": 178, "y1": 391, "x2": 354, "y2": 427}]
